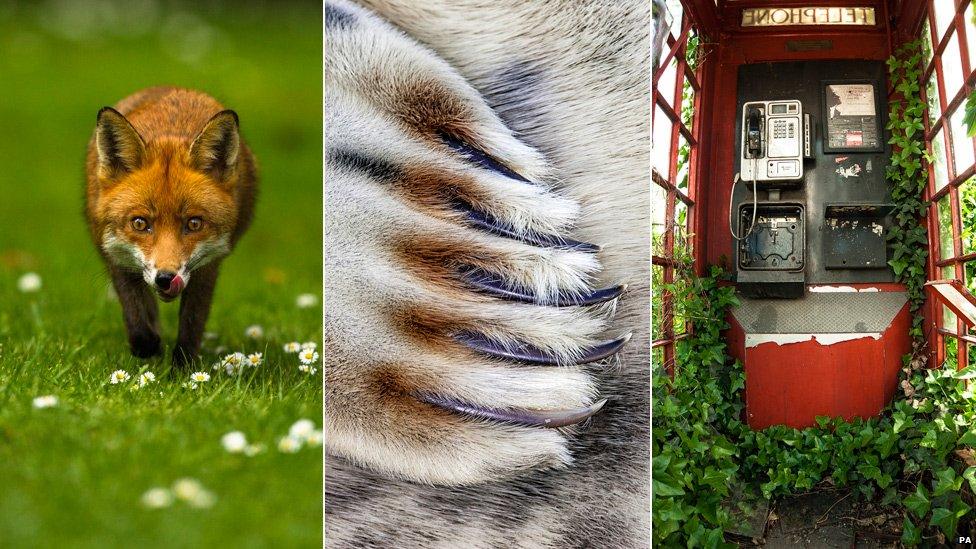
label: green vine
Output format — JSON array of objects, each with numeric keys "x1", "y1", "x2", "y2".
[
  {"x1": 885, "y1": 39, "x2": 930, "y2": 343},
  {"x1": 653, "y1": 39, "x2": 976, "y2": 547}
]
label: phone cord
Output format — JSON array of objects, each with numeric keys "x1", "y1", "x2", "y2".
[{"x1": 729, "y1": 156, "x2": 759, "y2": 241}]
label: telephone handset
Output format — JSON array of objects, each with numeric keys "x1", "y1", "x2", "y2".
[
  {"x1": 739, "y1": 100, "x2": 804, "y2": 182},
  {"x1": 746, "y1": 106, "x2": 764, "y2": 158},
  {"x1": 731, "y1": 99, "x2": 806, "y2": 241}
]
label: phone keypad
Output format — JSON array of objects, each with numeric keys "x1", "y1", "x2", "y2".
[{"x1": 773, "y1": 120, "x2": 794, "y2": 140}]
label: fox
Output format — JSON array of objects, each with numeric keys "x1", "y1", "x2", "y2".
[
  {"x1": 85, "y1": 87, "x2": 257, "y2": 366},
  {"x1": 325, "y1": 0, "x2": 649, "y2": 547}
]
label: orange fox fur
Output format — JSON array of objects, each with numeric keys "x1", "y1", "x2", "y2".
[{"x1": 85, "y1": 87, "x2": 257, "y2": 365}]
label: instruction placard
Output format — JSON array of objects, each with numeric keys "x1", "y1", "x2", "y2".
[{"x1": 824, "y1": 83, "x2": 879, "y2": 151}]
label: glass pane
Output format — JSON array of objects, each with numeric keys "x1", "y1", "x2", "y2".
[
  {"x1": 961, "y1": 177, "x2": 976, "y2": 255},
  {"x1": 681, "y1": 79, "x2": 695, "y2": 128},
  {"x1": 652, "y1": 345, "x2": 665, "y2": 375},
  {"x1": 674, "y1": 308, "x2": 686, "y2": 335},
  {"x1": 658, "y1": 58, "x2": 677, "y2": 108},
  {"x1": 653, "y1": 105, "x2": 673, "y2": 176},
  {"x1": 675, "y1": 135, "x2": 690, "y2": 190},
  {"x1": 944, "y1": 335, "x2": 959, "y2": 367},
  {"x1": 685, "y1": 32, "x2": 700, "y2": 71},
  {"x1": 934, "y1": 2, "x2": 956, "y2": 43},
  {"x1": 933, "y1": 129, "x2": 950, "y2": 191},
  {"x1": 922, "y1": 18, "x2": 934, "y2": 68},
  {"x1": 939, "y1": 194, "x2": 955, "y2": 260},
  {"x1": 966, "y1": 1, "x2": 976, "y2": 73},
  {"x1": 666, "y1": 0, "x2": 683, "y2": 39},
  {"x1": 652, "y1": 182, "x2": 668, "y2": 238},
  {"x1": 942, "y1": 33, "x2": 964, "y2": 102},
  {"x1": 926, "y1": 70, "x2": 942, "y2": 128},
  {"x1": 945, "y1": 305, "x2": 959, "y2": 333},
  {"x1": 967, "y1": 261, "x2": 976, "y2": 294},
  {"x1": 950, "y1": 103, "x2": 975, "y2": 174},
  {"x1": 652, "y1": 265, "x2": 665, "y2": 340},
  {"x1": 674, "y1": 199, "x2": 690, "y2": 259}
]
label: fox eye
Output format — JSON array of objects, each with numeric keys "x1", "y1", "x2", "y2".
[
  {"x1": 131, "y1": 217, "x2": 149, "y2": 232},
  {"x1": 186, "y1": 217, "x2": 203, "y2": 232}
]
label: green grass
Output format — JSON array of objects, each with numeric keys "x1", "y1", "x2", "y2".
[{"x1": 0, "y1": 2, "x2": 322, "y2": 546}]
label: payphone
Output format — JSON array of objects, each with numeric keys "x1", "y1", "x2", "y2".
[
  {"x1": 731, "y1": 61, "x2": 893, "y2": 299},
  {"x1": 740, "y1": 99, "x2": 806, "y2": 183}
]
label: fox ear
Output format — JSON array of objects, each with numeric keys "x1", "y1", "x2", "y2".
[
  {"x1": 189, "y1": 110, "x2": 240, "y2": 181},
  {"x1": 95, "y1": 107, "x2": 145, "y2": 179}
]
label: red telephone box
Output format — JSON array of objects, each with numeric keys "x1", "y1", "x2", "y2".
[{"x1": 654, "y1": 1, "x2": 967, "y2": 429}]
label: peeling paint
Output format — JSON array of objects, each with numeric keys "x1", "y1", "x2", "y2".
[
  {"x1": 746, "y1": 332, "x2": 882, "y2": 347},
  {"x1": 808, "y1": 285, "x2": 881, "y2": 293}
]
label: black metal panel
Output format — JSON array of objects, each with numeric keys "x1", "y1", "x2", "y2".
[
  {"x1": 732, "y1": 60, "x2": 894, "y2": 285},
  {"x1": 823, "y1": 204, "x2": 893, "y2": 269}
]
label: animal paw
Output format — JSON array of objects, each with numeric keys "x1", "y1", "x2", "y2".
[{"x1": 324, "y1": 0, "x2": 630, "y2": 486}]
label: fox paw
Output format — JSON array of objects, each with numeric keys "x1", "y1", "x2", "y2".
[
  {"x1": 324, "y1": 0, "x2": 629, "y2": 486},
  {"x1": 129, "y1": 331, "x2": 162, "y2": 359}
]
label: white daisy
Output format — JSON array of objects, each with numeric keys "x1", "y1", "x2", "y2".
[
  {"x1": 182, "y1": 382, "x2": 199, "y2": 390},
  {"x1": 301, "y1": 341, "x2": 317, "y2": 351},
  {"x1": 243, "y1": 443, "x2": 265, "y2": 457},
  {"x1": 172, "y1": 478, "x2": 216, "y2": 508},
  {"x1": 190, "y1": 371, "x2": 210, "y2": 383},
  {"x1": 221, "y1": 352, "x2": 246, "y2": 376},
  {"x1": 141, "y1": 487, "x2": 174, "y2": 509},
  {"x1": 221, "y1": 431, "x2": 248, "y2": 453},
  {"x1": 298, "y1": 349, "x2": 319, "y2": 365},
  {"x1": 278, "y1": 435, "x2": 303, "y2": 453},
  {"x1": 245, "y1": 325, "x2": 264, "y2": 339},
  {"x1": 17, "y1": 272, "x2": 42, "y2": 293},
  {"x1": 188, "y1": 490, "x2": 217, "y2": 508},
  {"x1": 289, "y1": 419, "x2": 316, "y2": 439},
  {"x1": 110, "y1": 370, "x2": 130, "y2": 384},
  {"x1": 306, "y1": 430, "x2": 323, "y2": 447},
  {"x1": 246, "y1": 353, "x2": 263, "y2": 368},
  {"x1": 172, "y1": 478, "x2": 203, "y2": 501},
  {"x1": 298, "y1": 364, "x2": 318, "y2": 375},
  {"x1": 283, "y1": 341, "x2": 301, "y2": 353},
  {"x1": 296, "y1": 293, "x2": 318, "y2": 308},
  {"x1": 137, "y1": 372, "x2": 156, "y2": 387},
  {"x1": 32, "y1": 395, "x2": 58, "y2": 409}
]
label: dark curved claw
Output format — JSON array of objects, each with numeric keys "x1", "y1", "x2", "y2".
[
  {"x1": 463, "y1": 208, "x2": 600, "y2": 253},
  {"x1": 439, "y1": 131, "x2": 532, "y2": 183},
  {"x1": 457, "y1": 332, "x2": 631, "y2": 365},
  {"x1": 419, "y1": 393, "x2": 608, "y2": 428},
  {"x1": 461, "y1": 267, "x2": 626, "y2": 306}
]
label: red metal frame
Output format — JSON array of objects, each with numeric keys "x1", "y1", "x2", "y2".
[
  {"x1": 670, "y1": 0, "x2": 950, "y2": 428},
  {"x1": 653, "y1": 5, "x2": 703, "y2": 375}
]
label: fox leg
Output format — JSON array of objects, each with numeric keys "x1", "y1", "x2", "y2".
[
  {"x1": 110, "y1": 267, "x2": 162, "y2": 359},
  {"x1": 173, "y1": 263, "x2": 220, "y2": 367}
]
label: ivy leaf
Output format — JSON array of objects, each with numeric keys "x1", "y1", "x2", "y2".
[
  {"x1": 904, "y1": 484, "x2": 930, "y2": 518},
  {"x1": 902, "y1": 516, "x2": 921, "y2": 545}
]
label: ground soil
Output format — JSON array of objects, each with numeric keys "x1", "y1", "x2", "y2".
[{"x1": 728, "y1": 489, "x2": 904, "y2": 547}]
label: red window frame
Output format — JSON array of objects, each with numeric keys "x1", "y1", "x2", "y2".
[
  {"x1": 921, "y1": 0, "x2": 976, "y2": 370},
  {"x1": 653, "y1": 3, "x2": 702, "y2": 376}
]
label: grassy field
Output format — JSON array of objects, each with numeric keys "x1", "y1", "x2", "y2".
[{"x1": 0, "y1": 2, "x2": 322, "y2": 546}]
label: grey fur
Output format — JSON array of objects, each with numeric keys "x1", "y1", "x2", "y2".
[{"x1": 325, "y1": 0, "x2": 650, "y2": 546}]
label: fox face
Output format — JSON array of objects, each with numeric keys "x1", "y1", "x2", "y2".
[{"x1": 91, "y1": 107, "x2": 240, "y2": 300}]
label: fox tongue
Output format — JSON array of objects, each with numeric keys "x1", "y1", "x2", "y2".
[{"x1": 165, "y1": 275, "x2": 185, "y2": 296}]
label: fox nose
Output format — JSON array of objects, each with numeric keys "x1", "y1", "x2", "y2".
[{"x1": 154, "y1": 271, "x2": 176, "y2": 291}]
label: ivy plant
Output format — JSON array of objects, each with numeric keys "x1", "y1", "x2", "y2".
[{"x1": 653, "y1": 39, "x2": 976, "y2": 547}]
